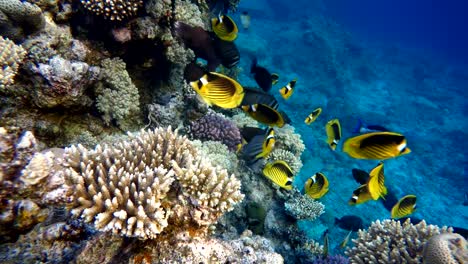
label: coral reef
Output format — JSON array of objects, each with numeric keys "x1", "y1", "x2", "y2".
[
  {"x1": 65, "y1": 127, "x2": 244, "y2": 240},
  {"x1": 345, "y1": 219, "x2": 453, "y2": 264},
  {"x1": 80, "y1": 0, "x2": 143, "y2": 21},
  {"x1": 0, "y1": 36, "x2": 26, "y2": 89},
  {"x1": 191, "y1": 139, "x2": 240, "y2": 175},
  {"x1": 284, "y1": 191, "x2": 325, "y2": 221},
  {"x1": 0, "y1": 220, "x2": 86, "y2": 263},
  {"x1": 232, "y1": 111, "x2": 260, "y2": 128},
  {"x1": 267, "y1": 149, "x2": 303, "y2": 174},
  {"x1": 274, "y1": 125, "x2": 305, "y2": 157},
  {"x1": 422, "y1": 233, "x2": 468, "y2": 264},
  {"x1": 0, "y1": 127, "x2": 70, "y2": 242},
  {"x1": 29, "y1": 55, "x2": 100, "y2": 108},
  {"x1": 189, "y1": 112, "x2": 242, "y2": 151},
  {"x1": 312, "y1": 255, "x2": 350, "y2": 264},
  {"x1": 0, "y1": 0, "x2": 45, "y2": 41},
  {"x1": 95, "y1": 57, "x2": 141, "y2": 130}
]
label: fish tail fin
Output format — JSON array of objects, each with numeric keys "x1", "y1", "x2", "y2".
[
  {"x1": 334, "y1": 217, "x2": 339, "y2": 225},
  {"x1": 352, "y1": 118, "x2": 364, "y2": 134},
  {"x1": 251, "y1": 57, "x2": 258, "y2": 73}
]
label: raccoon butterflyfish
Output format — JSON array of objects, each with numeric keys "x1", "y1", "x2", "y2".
[
  {"x1": 241, "y1": 128, "x2": 275, "y2": 164},
  {"x1": 340, "y1": 230, "x2": 353, "y2": 248},
  {"x1": 211, "y1": 15, "x2": 238, "y2": 42},
  {"x1": 348, "y1": 184, "x2": 372, "y2": 205},
  {"x1": 343, "y1": 132, "x2": 411, "y2": 160},
  {"x1": 367, "y1": 162, "x2": 388, "y2": 200},
  {"x1": 279, "y1": 79, "x2": 296, "y2": 100},
  {"x1": 391, "y1": 195, "x2": 417, "y2": 219},
  {"x1": 251, "y1": 58, "x2": 276, "y2": 92},
  {"x1": 262, "y1": 160, "x2": 294, "y2": 190},
  {"x1": 304, "y1": 108, "x2": 322, "y2": 125},
  {"x1": 190, "y1": 72, "x2": 244, "y2": 109},
  {"x1": 240, "y1": 11, "x2": 251, "y2": 30},
  {"x1": 325, "y1": 119, "x2": 341, "y2": 151},
  {"x1": 242, "y1": 87, "x2": 278, "y2": 109},
  {"x1": 242, "y1": 104, "x2": 285, "y2": 128},
  {"x1": 304, "y1": 172, "x2": 329, "y2": 199}
]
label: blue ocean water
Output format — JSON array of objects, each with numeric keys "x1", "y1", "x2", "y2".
[{"x1": 236, "y1": 0, "x2": 467, "y2": 252}]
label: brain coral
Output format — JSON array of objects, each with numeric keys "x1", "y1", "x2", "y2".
[
  {"x1": 423, "y1": 233, "x2": 468, "y2": 264},
  {"x1": 65, "y1": 127, "x2": 244, "y2": 240},
  {"x1": 0, "y1": 36, "x2": 26, "y2": 89},
  {"x1": 189, "y1": 113, "x2": 242, "y2": 151},
  {"x1": 345, "y1": 219, "x2": 453, "y2": 264},
  {"x1": 80, "y1": 0, "x2": 143, "y2": 21}
]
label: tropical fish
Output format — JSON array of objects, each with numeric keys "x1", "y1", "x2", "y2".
[
  {"x1": 334, "y1": 215, "x2": 364, "y2": 231},
  {"x1": 353, "y1": 118, "x2": 389, "y2": 134},
  {"x1": 340, "y1": 230, "x2": 353, "y2": 248},
  {"x1": 242, "y1": 128, "x2": 275, "y2": 164},
  {"x1": 367, "y1": 162, "x2": 387, "y2": 200},
  {"x1": 391, "y1": 195, "x2": 417, "y2": 219},
  {"x1": 343, "y1": 132, "x2": 411, "y2": 160},
  {"x1": 304, "y1": 108, "x2": 322, "y2": 125},
  {"x1": 240, "y1": 11, "x2": 251, "y2": 30},
  {"x1": 212, "y1": 36, "x2": 240, "y2": 68},
  {"x1": 242, "y1": 103, "x2": 285, "y2": 128},
  {"x1": 211, "y1": 15, "x2": 238, "y2": 41},
  {"x1": 240, "y1": 126, "x2": 267, "y2": 143},
  {"x1": 271, "y1": 73, "x2": 280, "y2": 85},
  {"x1": 351, "y1": 168, "x2": 369, "y2": 185},
  {"x1": 251, "y1": 58, "x2": 277, "y2": 92},
  {"x1": 190, "y1": 72, "x2": 244, "y2": 108},
  {"x1": 262, "y1": 160, "x2": 294, "y2": 190},
  {"x1": 279, "y1": 79, "x2": 296, "y2": 100},
  {"x1": 174, "y1": 22, "x2": 220, "y2": 71},
  {"x1": 325, "y1": 119, "x2": 341, "y2": 151},
  {"x1": 304, "y1": 172, "x2": 329, "y2": 199},
  {"x1": 242, "y1": 87, "x2": 278, "y2": 109},
  {"x1": 323, "y1": 229, "x2": 329, "y2": 257},
  {"x1": 348, "y1": 184, "x2": 372, "y2": 205}
]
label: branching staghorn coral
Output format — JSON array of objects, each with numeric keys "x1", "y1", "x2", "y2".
[
  {"x1": 345, "y1": 219, "x2": 453, "y2": 264},
  {"x1": 191, "y1": 139, "x2": 239, "y2": 175},
  {"x1": 65, "y1": 127, "x2": 244, "y2": 240},
  {"x1": 0, "y1": 36, "x2": 26, "y2": 89},
  {"x1": 80, "y1": 0, "x2": 143, "y2": 21}
]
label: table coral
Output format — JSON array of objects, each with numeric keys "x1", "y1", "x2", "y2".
[
  {"x1": 0, "y1": 36, "x2": 26, "y2": 89},
  {"x1": 345, "y1": 219, "x2": 453, "y2": 264},
  {"x1": 65, "y1": 127, "x2": 244, "y2": 240}
]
